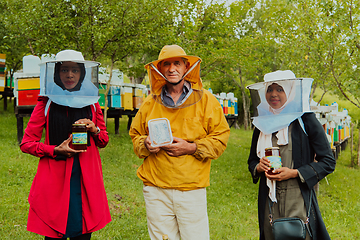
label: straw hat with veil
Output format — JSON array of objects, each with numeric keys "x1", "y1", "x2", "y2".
[{"x1": 145, "y1": 45, "x2": 204, "y2": 108}]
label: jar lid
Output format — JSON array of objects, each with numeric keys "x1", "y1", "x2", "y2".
[
  {"x1": 265, "y1": 147, "x2": 280, "y2": 151},
  {"x1": 72, "y1": 123, "x2": 86, "y2": 126}
]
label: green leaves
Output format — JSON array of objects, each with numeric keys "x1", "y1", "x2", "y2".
[{"x1": 2, "y1": 0, "x2": 360, "y2": 114}]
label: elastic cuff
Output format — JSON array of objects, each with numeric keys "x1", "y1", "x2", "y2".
[
  {"x1": 298, "y1": 170, "x2": 306, "y2": 183},
  {"x1": 192, "y1": 148, "x2": 203, "y2": 161},
  {"x1": 46, "y1": 145, "x2": 57, "y2": 158},
  {"x1": 138, "y1": 138, "x2": 151, "y2": 158},
  {"x1": 92, "y1": 126, "x2": 101, "y2": 135},
  {"x1": 254, "y1": 163, "x2": 260, "y2": 177}
]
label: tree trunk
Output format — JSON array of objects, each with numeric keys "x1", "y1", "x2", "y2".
[
  {"x1": 238, "y1": 68, "x2": 250, "y2": 130},
  {"x1": 223, "y1": 68, "x2": 250, "y2": 129},
  {"x1": 242, "y1": 91, "x2": 249, "y2": 130},
  {"x1": 309, "y1": 82, "x2": 317, "y2": 101},
  {"x1": 135, "y1": 75, "x2": 145, "y2": 84},
  {"x1": 351, "y1": 123, "x2": 354, "y2": 167},
  {"x1": 357, "y1": 127, "x2": 360, "y2": 166},
  {"x1": 104, "y1": 57, "x2": 115, "y2": 126}
]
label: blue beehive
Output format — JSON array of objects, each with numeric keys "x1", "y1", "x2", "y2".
[{"x1": 110, "y1": 85, "x2": 121, "y2": 108}]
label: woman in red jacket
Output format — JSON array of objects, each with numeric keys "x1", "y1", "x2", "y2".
[{"x1": 20, "y1": 50, "x2": 111, "y2": 239}]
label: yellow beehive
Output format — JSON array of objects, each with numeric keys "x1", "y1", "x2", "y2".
[
  {"x1": 121, "y1": 85, "x2": 133, "y2": 110},
  {"x1": 17, "y1": 78, "x2": 40, "y2": 90},
  {"x1": 133, "y1": 85, "x2": 146, "y2": 109},
  {"x1": 0, "y1": 75, "x2": 4, "y2": 92}
]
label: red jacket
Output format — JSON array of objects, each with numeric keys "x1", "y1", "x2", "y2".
[{"x1": 20, "y1": 97, "x2": 111, "y2": 238}]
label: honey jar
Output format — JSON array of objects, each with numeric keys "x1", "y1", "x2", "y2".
[
  {"x1": 72, "y1": 124, "x2": 87, "y2": 150},
  {"x1": 265, "y1": 147, "x2": 282, "y2": 171}
]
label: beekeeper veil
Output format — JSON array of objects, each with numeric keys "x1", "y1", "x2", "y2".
[
  {"x1": 246, "y1": 70, "x2": 313, "y2": 135},
  {"x1": 247, "y1": 70, "x2": 314, "y2": 203},
  {"x1": 39, "y1": 49, "x2": 100, "y2": 108},
  {"x1": 144, "y1": 45, "x2": 203, "y2": 108}
]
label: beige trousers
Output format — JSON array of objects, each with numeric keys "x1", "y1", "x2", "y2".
[{"x1": 143, "y1": 185, "x2": 210, "y2": 240}]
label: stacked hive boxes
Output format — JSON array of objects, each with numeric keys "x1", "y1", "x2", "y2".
[
  {"x1": 99, "y1": 84, "x2": 125, "y2": 109},
  {"x1": 214, "y1": 91, "x2": 238, "y2": 117},
  {"x1": 98, "y1": 82, "x2": 148, "y2": 110},
  {"x1": 16, "y1": 76, "x2": 40, "y2": 106},
  {"x1": 6, "y1": 74, "x2": 13, "y2": 89},
  {"x1": 133, "y1": 84, "x2": 147, "y2": 109},
  {"x1": 98, "y1": 68, "x2": 123, "y2": 109},
  {"x1": 0, "y1": 54, "x2": 5, "y2": 92},
  {"x1": 328, "y1": 105, "x2": 351, "y2": 146},
  {"x1": 110, "y1": 85, "x2": 121, "y2": 108},
  {"x1": 121, "y1": 83, "x2": 134, "y2": 110},
  {"x1": 98, "y1": 83, "x2": 109, "y2": 108},
  {"x1": 311, "y1": 101, "x2": 351, "y2": 159},
  {"x1": 226, "y1": 92, "x2": 238, "y2": 116},
  {"x1": 220, "y1": 92, "x2": 228, "y2": 115},
  {"x1": 14, "y1": 55, "x2": 41, "y2": 107}
]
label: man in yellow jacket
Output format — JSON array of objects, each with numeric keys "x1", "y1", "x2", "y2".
[{"x1": 129, "y1": 45, "x2": 230, "y2": 240}]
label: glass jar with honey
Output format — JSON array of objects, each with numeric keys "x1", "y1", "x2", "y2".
[
  {"x1": 265, "y1": 147, "x2": 282, "y2": 172},
  {"x1": 72, "y1": 123, "x2": 87, "y2": 150}
]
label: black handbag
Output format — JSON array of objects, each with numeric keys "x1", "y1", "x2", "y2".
[{"x1": 269, "y1": 191, "x2": 313, "y2": 240}]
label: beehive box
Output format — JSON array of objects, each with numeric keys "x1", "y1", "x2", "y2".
[
  {"x1": 110, "y1": 85, "x2": 121, "y2": 108},
  {"x1": 121, "y1": 83, "x2": 134, "y2": 110},
  {"x1": 0, "y1": 53, "x2": 5, "y2": 92},
  {"x1": 133, "y1": 84, "x2": 146, "y2": 109},
  {"x1": 98, "y1": 84, "x2": 122, "y2": 109},
  {"x1": 14, "y1": 73, "x2": 40, "y2": 107},
  {"x1": 98, "y1": 83, "x2": 109, "y2": 109},
  {"x1": 13, "y1": 55, "x2": 41, "y2": 107}
]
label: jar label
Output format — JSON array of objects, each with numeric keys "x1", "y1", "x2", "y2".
[
  {"x1": 73, "y1": 132, "x2": 87, "y2": 145},
  {"x1": 268, "y1": 156, "x2": 282, "y2": 169}
]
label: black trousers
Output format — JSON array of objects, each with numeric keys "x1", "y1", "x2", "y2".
[{"x1": 45, "y1": 233, "x2": 91, "y2": 240}]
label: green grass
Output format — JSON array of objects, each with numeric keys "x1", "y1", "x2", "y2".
[{"x1": 1, "y1": 100, "x2": 360, "y2": 239}]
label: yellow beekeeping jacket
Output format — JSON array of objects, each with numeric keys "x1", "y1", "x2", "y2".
[{"x1": 129, "y1": 89, "x2": 230, "y2": 191}]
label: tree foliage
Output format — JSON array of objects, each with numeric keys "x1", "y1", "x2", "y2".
[
  {"x1": 2, "y1": 0, "x2": 174, "y2": 68},
  {"x1": 2, "y1": 0, "x2": 360, "y2": 125}
]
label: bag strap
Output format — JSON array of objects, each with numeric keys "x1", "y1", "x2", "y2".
[
  {"x1": 269, "y1": 190, "x2": 313, "y2": 226},
  {"x1": 305, "y1": 191, "x2": 313, "y2": 224}
]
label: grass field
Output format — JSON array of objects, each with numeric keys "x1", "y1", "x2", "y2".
[{"x1": 0, "y1": 100, "x2": 359, "y2": 239}]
